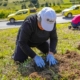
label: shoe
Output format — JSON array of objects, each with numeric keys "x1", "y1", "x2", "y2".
[
  {"x1": 11, "y1": 54, "x2": 20, "y2": 64},
  {"x1": 11, "y1": 54, "x2": 14, "y2": 59},
  {"x1": 68, "y1": 26, "x2": 72, "y2": 29},
  {"x1": 78, "y1": 26, "x2": 80, "y2": 30}
]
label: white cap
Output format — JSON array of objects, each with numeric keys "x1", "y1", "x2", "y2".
[{"x1": 37, "y1": 7, "x2": 56, "y2": 31}]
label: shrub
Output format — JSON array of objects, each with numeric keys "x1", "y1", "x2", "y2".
[
  {"x1": 35, "y1": 3, "x2": 39, "y2": 8},
  {"x1": 49, "y1": 3, "x2": 51, "y2": 7},
  {"x1": 20, "y1": 1, "x2": 23, "y2": 3},
  {"x1": 28, "y1": 2, "x2": 34, "y2": 8},
  {"x1": 53, "y1": 3, "x2": 55, "y2": 6},
  {"x1": 0, "y1": 3, "x2": 2, "y2": 6},
  {"x1": 56, "y1": 9, "x2": 62, "y2": 13},
  {"x1": 30, "y1": 0, "x2": 38, "y2": 4},
  {"x1": 41, "y1": 4, "x2": 45, "y2": 7},
  {"x1": 45, "y1": 2, "x2": 48, "y2": 7},
  {"x1": 0, "y1": 12, "x2": 5, "y2": 18},
  {"x1": 13, "y1": 1, "x2": 15, "y2": 4},
  {"x1": 0, "y1": 9, "x2": 15, "y2": 18},
  {"x1": 21, "y1": 4, "x2": 27, "y2": 9},
  {"x1": 3, "y1": 2, "x2": 7, "y2": 6},
  {"x1": 5, "y1": 0, "x2": 8, "y2": 1}
]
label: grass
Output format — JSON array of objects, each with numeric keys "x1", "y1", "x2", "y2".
[
  {"x1": 57, "y1": 23, "x2": 80, "y2": 55},
  {"x1": 63, "y1": 0, "x2": 70, "y2": 3},
  {"x1": 0, "y1": 23, "x2": 80, "y2": 80}
]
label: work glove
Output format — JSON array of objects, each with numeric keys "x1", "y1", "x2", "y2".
[
  {"x1": 46, "y1": 53, "x2": 57, "y2": 66},
  {"x1": 34, "y1": 55, "x2": 45, "y2": 68}
]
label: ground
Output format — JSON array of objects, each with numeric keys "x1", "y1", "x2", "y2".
[
  {"x1": 15, "y1": 45, "x2": 80, "y2": 80},
  {"x1": 17, "y1": 45, "x2": 80, "y2": 80}
]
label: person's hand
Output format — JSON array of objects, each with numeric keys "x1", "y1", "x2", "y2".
[
  {"x1": 46, "y1": 53, "x2": 57, "y2": 66},
  {"x1": 34, "y1": 55, "x2": 45, "y2": 68}
]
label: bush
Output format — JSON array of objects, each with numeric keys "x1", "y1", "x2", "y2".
[
  {"x1": 30, "y1": 0, "x2": 38, "y2": 4},
  {"x1": 28, "y1": 2, "x2": 34, "y2": 8},
  {"x1": 0, "y1": 9, "x2": 15, "y2": 19},
  {"x1": 53, "y1": 3, "x2": 55, "y2": 6},
  {"x1": 41, "y1": 4, "x2": 45, "y2": 7},
  {"x1": 35, "y1": 3, "x2": 39, "y2": 8},
  {"x1": 5, "y1": 0, "x2": 8, "y2": 1},
  {"x1": 3, "y1": 2, "x2": 7, "y2": 6},
  {"x1": 0, "y1": 3, "x2": 2, "y2": 6},
  {"x1": 20, "y1": 1, "x2": 23, "y2": 3},
  {"x1": 0, "y1": 12, "x2": 5, "y2": 18},
  {"x1": 55, "y1": 9, "x2": 62, "y2": 13},
  {"x1": 45, "y1": 2, "x2": 48, "y2": 7},
  {"x1": 21, "y1": 4, "x2": 27, "y2": 9},
  {"x1": 49, "y1": 3, "x2": 51, "y2": 7}
]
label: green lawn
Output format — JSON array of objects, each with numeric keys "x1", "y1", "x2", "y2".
[
  {"x1": 0, "y1": 23, "x2": 80, "y2": 79},
  {"x1": 63, "y1": 0, "x2": 70, "y2": 3}
]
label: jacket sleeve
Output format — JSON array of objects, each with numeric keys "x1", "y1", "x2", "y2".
[
  {"x1": 50, "y1": 22, "x2": 58, "y2": 53},
  {"x1": 18, "y1": 20, "x2": 36, "y2": 58}
]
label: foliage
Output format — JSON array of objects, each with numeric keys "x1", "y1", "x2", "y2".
[
  {"x1": 0, "y1": 9, "x2": 15, "y2": 18},
  {"x1": 30, "y1": 0, "x2": 38, "y2": 4},
  {"x1": 45, "y1": 2, "x2": 48, "y2": 7},
  {"x1": 21, "y1": 4, "x2": 27, "y2": 9},
  {"x1": 56, "y1": 9, "x2": 62, "y2": 13},
  {"x1": 0, "y1": 3, "x2": 2, "y2": 6},
  {"x1": 28, "y1": 2, "x2": 34, "y2": 8},
  {"x1": 5, "y1": 0, "x2": 8, "y2": 1},
  {"x1": 34, "y1": 2, "x2": 39, "y2": 8},
  {"x1": 3, "y1": 2, "x2": 8, "y2": 6}
]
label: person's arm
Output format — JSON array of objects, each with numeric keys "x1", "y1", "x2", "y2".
[
  {"x1": 46, "y1": 22, "x2": 58, "y2": 66},
  {"x1": 18, "y1": 20, "x2": 36, "y2": 58},
  {"x1": 18, "y1": 19, "x2": 45, "y2": 68},
  {"x1": 49, "y1": 22, "x2": 58, "y2": 54}
]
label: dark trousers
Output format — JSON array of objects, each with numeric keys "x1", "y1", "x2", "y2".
[
  {"x1": 14, "y1": 42, "x2": 49, "y2": 62},
  {"x1": 71, "y1": 22, "x2": 80, "y2": 28}
]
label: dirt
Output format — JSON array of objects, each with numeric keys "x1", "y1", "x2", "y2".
[{"x1": 17, "y1": 50, "x2": 80, "y2": 80}]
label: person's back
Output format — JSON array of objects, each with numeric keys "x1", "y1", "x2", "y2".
[{"x1": 72, "y1": 14, "x2": 80, "y2": 24}]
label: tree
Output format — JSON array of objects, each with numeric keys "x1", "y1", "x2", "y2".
[
  {"x1": 5, "y1": 0, "x2": 8, "y2": 1},
  {"x1": 30, "y1": 0, "x2": 38, "y2": 4},
  {"x1": 45, "y1": 2, "x2": 48, "y2": 7},
  {"x1": 35, "y1": 2, "x2": 39, "y2": 8},
  {"x1": 76, "y1": 0, "x2": 80, "y2": 2},
  {"x1": 53, "y1": 2, "x2": 55, "y2": 6},
  {"x1": 21, "y1": 4, "x2": 26, "y2": 9},
  {"x1": 28, "y1": 2, "x2": 34, "y2": 8},
  {"x1": 53, "y1": 0, "x2": 63, "y2": 5}
]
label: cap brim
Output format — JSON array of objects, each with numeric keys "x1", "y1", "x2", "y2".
[{"x1": 41, "y1": 20, "x2": 54, "y2": 31}]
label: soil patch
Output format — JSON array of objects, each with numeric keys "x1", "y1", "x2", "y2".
[{"x1": 17, "y1": 50, "x2": 80, "y2": 80}]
